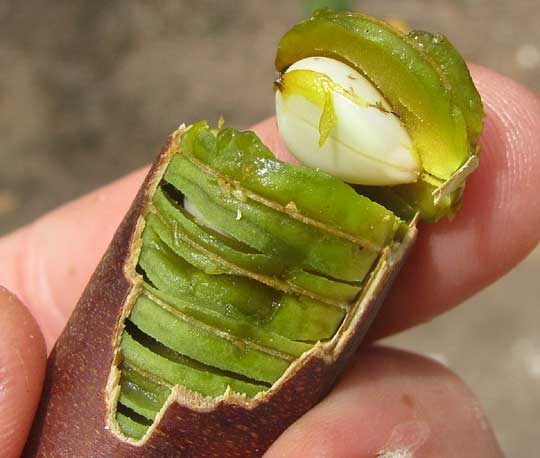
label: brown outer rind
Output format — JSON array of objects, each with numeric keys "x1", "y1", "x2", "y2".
[{"x1": 23, "y1": 131, "x2": 417, "y2": 458}]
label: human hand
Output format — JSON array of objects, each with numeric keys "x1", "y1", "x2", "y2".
[{"x1": 1, "y1": 65, "x2": 539, "y2": 457}]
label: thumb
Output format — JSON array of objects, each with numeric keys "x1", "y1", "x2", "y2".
[{"x1": 0, "y1": 286, "x2": 46, "y2": 458}]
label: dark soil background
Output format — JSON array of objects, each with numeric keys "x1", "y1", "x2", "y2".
[{"x1": 1, "y1": 1, "x2": 538, "y2": 456}]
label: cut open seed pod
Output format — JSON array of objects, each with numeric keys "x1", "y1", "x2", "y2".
[{"x1": 24, "y1": 9, "x2": 483, "y2": 458}]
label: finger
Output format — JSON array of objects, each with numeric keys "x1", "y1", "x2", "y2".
[
  {"x1": 0, "y1": 287, "x2": 47, "y2": 458},
  {"x1": 368, "y1": 64, "x2": 540, "y2": 338},
  {"x1": 1, "y1": 66, "x2": 539, "y2": 348},
  {"x1": 250, "y1": 117, "x2": 301, "y2": 164},
  {"x1": 264, "y1": 346, "x2": 503, "y2": 458},
  {"x1": 0, "y1": 169, "x2": 147, "y2": 348}
]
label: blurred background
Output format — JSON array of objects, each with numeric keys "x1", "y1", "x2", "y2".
[{"x1": 0, "y1": 1, "x2": 538, "y2": 456}]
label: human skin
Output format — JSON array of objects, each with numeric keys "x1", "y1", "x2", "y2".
[{"x1": 0, "y1": 65, "x2": 539, "y2": 457}]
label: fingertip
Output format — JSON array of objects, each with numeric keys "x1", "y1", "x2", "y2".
[
  {"x1": 265, "y1": 346, "x2": 503, "y2": 458},
  {"x1": 469, "y1": 64, "x2": 540, "y2": 258},
  {"x1": 371, "y1": 66, "x2": 540, "y2": 338},
  {"x1": 438, "y1": 64, "x2": 540, "y2": 291},
  {"x1": 0, "y1": 287, "x2": 47, "y2": 458}
]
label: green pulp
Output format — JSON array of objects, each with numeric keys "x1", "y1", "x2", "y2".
[{"x1": 114, "y1": 122, "x2": 402, "y2": 438}]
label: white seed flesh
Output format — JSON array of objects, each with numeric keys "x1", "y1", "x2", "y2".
[{"x1": 275, "y1": 57, "x2": 421, "y2": 185}]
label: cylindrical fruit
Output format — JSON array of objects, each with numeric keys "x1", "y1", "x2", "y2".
[{"x1": 24, "y1": 9, "x2": 483, "y2": 458}]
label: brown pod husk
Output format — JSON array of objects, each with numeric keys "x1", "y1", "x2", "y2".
[{"x1": 23, "y1": 126, "x2": 417, "y2": 458}]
